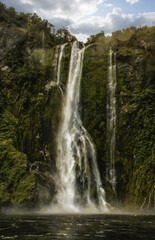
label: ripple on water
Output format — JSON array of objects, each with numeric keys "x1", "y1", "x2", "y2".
[
  {"x1": 0, "y1": 214, "x2": 155, "y2": 240},
  {"x1": 1, "y1": 236, "x2": 18, "y2": 239}
]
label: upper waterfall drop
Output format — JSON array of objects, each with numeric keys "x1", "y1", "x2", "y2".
[
  {"x1": 45, "y1": 44, "x2": 67, "y2": 91},
  {"x1": 56, "y1": 43, "x2": 67, "y2": 85},
  {"x1": 54, "y1": 41, "x2": 109, "y2": 213},
  {"x1": 106, "y1": 47, "x2": 117, "y2": 195}
]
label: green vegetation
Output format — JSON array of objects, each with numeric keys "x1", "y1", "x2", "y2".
[
  {"x1": 0, "y1": 2, "x2": 154, "y2": 209},
  {"x1": 82, "y1": 26, "x2": 155, "y2": 208},
  {"x1": 0, "y1": 2, "x2": 71, "y2": 207},
  {"x1": 115, "y1": 41, "x2": 155, "y2": 207},
  {"x1": 81, "y1": 44, "x2": 108, "y2": 177}
]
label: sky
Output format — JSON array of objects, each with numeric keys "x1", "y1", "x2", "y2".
[{"x1": 1, "y1": 0, "x2": 155, "y2": 42}]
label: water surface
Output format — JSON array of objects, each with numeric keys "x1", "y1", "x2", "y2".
[{"x1": 0, "y1": 214, "x2": 155, "y2": 240}]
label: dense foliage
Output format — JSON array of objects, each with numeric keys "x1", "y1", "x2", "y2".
[
  {"x1": 82, "y1": 26, "x2": 155, "y2": 208},
  {"x1": 0, "y1": 2, "x2": 154, "y2": 209},
  {"x1": 0, "y1": 2, "x2": 72, "y2": 207}
]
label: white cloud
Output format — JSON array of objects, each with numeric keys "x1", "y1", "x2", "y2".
[
  {"x1": 20, "y1": 0, "x2": 105, "y2": 20},
  {"x1": 104, "y1": 3, "x2": 114, "y2": 7},
  {"x1": 20, "y1": 0, "x2": 33, "y2": 4},
  {"x1": 135, "y1": 12, "x2": 155, "y2": 25},
  {"x1": 74, "y1": 33, "x2": 89, "y2": 42},
  {"x1": 1, "y1": 0, "x2": 155, "y2": 43},
  {"x1": 2, "y1": 0, "x2": 105, "y2": 20},
  {"x1": 70, "y1": 8, "x2": 134, "y2": 34},
  {"x1": 126, "y1": 0, "x2": 139, "y2": 4},
  {"x1": 69, "y1": 8, "x2": 155, "y2": 42},
  {"x1": 112, "y1": 7, "x2": 122, "y2": 14}
]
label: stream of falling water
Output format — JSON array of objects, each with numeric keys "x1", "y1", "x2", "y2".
[
  {"x1": 56, "y1": 43, "x2": 67, "y2": 85},
  {"x1": 53, "y1": 41, "x2": 108, "y2": 213},
  {"x1": 106, "y1": 47, "x2": 117, "y2": 195},
  {"x1": 45, "y1": 44, "x2": 67, "y2": 91},
  {"x1": 52, "y1": 43, "x2": 67, "y2": 94}
]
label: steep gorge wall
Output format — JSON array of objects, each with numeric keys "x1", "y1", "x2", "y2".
[
  {"x1": 81, "y1": 43, "x2": 114, "y2": 203},
  {"x1": 116, "y1": 45, "x2": 154, "y2": 208},
  {"x1": 81, "y1": 27, "x2": 155, "y2": 208},
  {"x1": 0, "y1": 3, "x2": 72, "y2": 207},
  {"x1": 0, "y1": 3, "x2": 154, "y2": 210}
]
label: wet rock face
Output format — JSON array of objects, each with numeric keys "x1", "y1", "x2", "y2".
[
  {"x1": 81, "y1": 29, "x2": 155, "y2": 208},
  {"x1": 0, "y1": 3, "x2": 71, "y2": 208},
  {"x1": 115, "y1": 46, "x2": 154, "y2": 208},
  {"x1": 0, "y1": 3, "x2": 154, "y2": 209},
  {"x1": 0, "y1": 27, "x2": 26, "y2": 66}
]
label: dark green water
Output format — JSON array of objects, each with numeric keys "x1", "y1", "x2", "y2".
[{"x1": 0, "y1": 214, "x2": 155, "y2": 240}]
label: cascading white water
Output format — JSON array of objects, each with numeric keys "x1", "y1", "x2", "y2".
[
  {"x1": 106, "y1": 47, "x2": 117, "y2": 194},
  {"x1": 52, "y1": 45, "x2": 59, "y2": 82},
  {"x1": 41, "y1": 31, "x2": 45, "y2": 64},
  {"x1": 55, "y1": 41, "x2": 108, "y2": 212},
  {"x1": 45, "y1": 43, "x2": 67, "y2": 92},
  {"x1": 56, "y1": 43, "x2": 67, "y2": 85}
]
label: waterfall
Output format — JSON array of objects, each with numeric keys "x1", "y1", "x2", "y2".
[
  {"x1": 55, "y1": 41, "x2": 108, "y2": 212},
  {"x1": 52, "y1": 43, "x2": 67, "y2": 85},
  {"x1": 106, "y1": 47, "x2": 117, "y2": 195},
  {"x1": 54, "y1": 44, "x2": 67, "y2": 94},
  {"x1": 56, "y1": 43, "x2": 67, "y2": 85},
  {"x1": 45, "y1": 44, "x2": 66, "y2": 91},
  {"x1": 52, "y1": 45, "x2": 59, "y2": 82},
  {"x1": 41, "y1": 31, "x2": 45, "y2": 64}
]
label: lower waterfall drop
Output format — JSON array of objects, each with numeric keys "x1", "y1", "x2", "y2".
[
  {"x1": 106, "y1": 47, "x2": 117, "y2": 195},
  {"x1": 55, "y1": 41, "x2": 108, "y2": 213}
]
